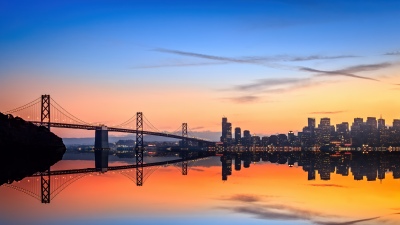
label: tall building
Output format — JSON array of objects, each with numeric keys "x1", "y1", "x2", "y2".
[
  {"x1": 393, "y1": 119, "x2": 400, "y2": 129},
  {"x1": 243, "y1": 130, "x2": 251, "y2": 146},
  {"x1": 317, "y1": 118, "x2": 331, "y2": 145},
  {"x1": 308, "y1": 118, "x2": 316, "y2": 129},
  {"x1": 234, "y1": 127, "x2": 241, "y2": 145},
  {"x1": 365, "y1": 117, "x2": 378, "y2": 146},
  {"x1": 220, "y1": 117, "x2": 232, "y2": 144},
  {"x1": 336, "y1": 122, "x2": 350, "y2": 145},
  {"x1": 378, "y1": 117, "x2": 385, "y2": 129},
  {"x1": 288, "y1": 131, "x2": 295, "y2": 145},
  {"x1": 351, "y1": 118, "x2": 364, "y2": 146}
]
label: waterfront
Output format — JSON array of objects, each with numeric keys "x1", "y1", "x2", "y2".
[{"x1": 1, "y1": 152, "x2": 400, "y2": 225}]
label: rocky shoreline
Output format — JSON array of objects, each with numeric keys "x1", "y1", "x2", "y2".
[{"x1": 0, "y1": 113, "x2": 66, "y2": 185}]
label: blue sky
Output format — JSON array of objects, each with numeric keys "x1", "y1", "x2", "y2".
[{"x1": 1, "y1": 0, "x2": 400, "y2": 135}]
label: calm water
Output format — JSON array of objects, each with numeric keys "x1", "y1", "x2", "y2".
[{"x1": 1, "y1": 151, "x2": 400, "y2": 225}]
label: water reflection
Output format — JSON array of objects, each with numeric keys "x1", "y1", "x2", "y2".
[
  {"x1": 220, "y1": 151, "x2": 400, "y2": 182},
  {"x1": 1, "y1": 151, "x2": 400, "y2": 225}
]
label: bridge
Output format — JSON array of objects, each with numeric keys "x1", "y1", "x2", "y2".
[{"x1": 2, "y1": 94, "x2": 218, "y2": 203}]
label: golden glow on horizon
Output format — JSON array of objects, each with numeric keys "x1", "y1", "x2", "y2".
[{"x1": 2, "y1": 66, "x2": 400, "y2": 138}]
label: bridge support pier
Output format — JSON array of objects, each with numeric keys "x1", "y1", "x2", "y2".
[{"x1": 94, "y1": 126, "x2": 109, "y2": 172}]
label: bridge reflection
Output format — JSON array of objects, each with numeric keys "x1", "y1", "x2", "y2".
[
  {"x1": 4, "y1": 150, "x2": 400, "y2": 204},
  {"x1": 3, "y1": 152, "x2": 212, "y2": 204}
]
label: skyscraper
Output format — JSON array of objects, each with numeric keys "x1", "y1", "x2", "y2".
[
  {"x1": 308, "y1": 118, "x2": 316, "y2": 129},
  {"x1": 220, "y1": 117, "x2": 232, "y2": 144},
  {"x1": 243, "y1": 130, "x2": 251, "y2": 146},
  {"x1": 234, "y1": 127, "x2": 241, "y2": 145},
  {"x1": 317, "y1": 118, "x2": 331, "y2": 145}
]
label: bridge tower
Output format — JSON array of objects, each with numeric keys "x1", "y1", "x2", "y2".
[
  {"x1": 40, "y1": 95, "x2": 51, "y2": 203},
  {"x1": 94, "y1": 126, "x2": 110, "y2": 172},
  {"x1": 41, "y1": 94, "x2": 51, "y2": 130},
  {"x1": 136, "y1": 112, "x2": 144, "y2": 186},
  {"x1": 41, "y1": 167, "x2": 51, "y2": 203},
  {"x1": 181, "y1": 123, "x2": 188, "y2": 175}
]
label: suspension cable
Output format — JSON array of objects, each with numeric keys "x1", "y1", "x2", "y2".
[
  {"x1": 4, "y1": 97, "x2": 41, "y2": 114},
  {"x1": 51, "y1": 98, "x2": 90, "y2": 125},
  {"x1": 114, "y1": 114, "x2": 137, "y2": 127}
]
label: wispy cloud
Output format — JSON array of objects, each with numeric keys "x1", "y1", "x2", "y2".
[
  {"x1": 132, "y1": 61, "x2": 227, "y2": 69},
  {"x1": 384, "y1": 51, "x2": 400, "y2": 56},
  {"x1": 309, "y1": 111, "x2": 346, "y2": 115},
  {"x1": 300, "y1": 62, "x2": 392, "y2": 81},
  {"x1": 233, "y1": 78, "x2": 311, "y2": 91},
  {"x1": 315, "y1": 217, "x2": 381, "y2": 225},
  {"x1": 223, "y1": 95, "x2": 262, "y2": 104},
  {"x1": 289, "y1": 55, "x2": 358, "y2": 61},
  {"x1": 220, "y1": 194, "x2": 264, "y2": 203},
  {"x1": 153, "y1": 48, "x2": 356, "y2": 66},
  {"x1": 218, "y1": 194, "x2": 384, "y2": 225},
  {"x1": 228, "y1": 77, "x2": 327, "y2": 95}
]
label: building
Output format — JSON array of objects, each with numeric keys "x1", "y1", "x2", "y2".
[
  {"x1": 234, "y1": 127, "x2": 241, "y2": 145},
  {"x1": 317, "y1": 118, "x2": 331, "y2": 145},
  {"x1": 242, "y1": 130, "x2": 251, "y2": 146},
  {"x1": 220, "y1": 117, "x2": 232, "y2": 145}
]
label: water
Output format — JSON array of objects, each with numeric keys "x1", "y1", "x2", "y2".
[{"x1": 1, "y1": 151, "x2": 400, "y2": 225}]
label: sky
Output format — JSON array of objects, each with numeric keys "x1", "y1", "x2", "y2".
[{"x1": 1, "y1": 0, "x2": 400, "y2": 138}]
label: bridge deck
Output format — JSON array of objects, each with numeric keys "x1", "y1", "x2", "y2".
[{"x1": 30, "y1": 121, "x2": 215, "y2": 145}]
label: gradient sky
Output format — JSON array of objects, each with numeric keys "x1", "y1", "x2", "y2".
[{"x1": 1, "y1": 0, "x2": 400, "y2": 137}]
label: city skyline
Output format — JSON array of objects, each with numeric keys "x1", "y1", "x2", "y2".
[{"x1": 1, "y1": 1, "x2": 400, "y2": 138}]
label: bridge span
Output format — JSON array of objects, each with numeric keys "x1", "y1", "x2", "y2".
[{"x1": 29, "y1": 121, "x2": 216, "y2": 145}]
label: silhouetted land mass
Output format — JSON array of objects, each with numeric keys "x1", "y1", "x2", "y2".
[{"x1": 0, "y1": 113, "x2": 66, "y2": 185}]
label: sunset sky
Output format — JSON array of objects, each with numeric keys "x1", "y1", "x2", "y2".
[{"x1": 1, "y1": 1, "x2": 400, "y2": 138}]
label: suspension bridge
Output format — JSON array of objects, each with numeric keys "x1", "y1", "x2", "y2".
[{"x1": 1, "y1": 94, "x2": 218, "y2": 203}]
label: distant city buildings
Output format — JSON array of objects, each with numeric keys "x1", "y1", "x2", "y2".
[{"x1": 220, "y1": 115, "x2": 400, "y2": 148}]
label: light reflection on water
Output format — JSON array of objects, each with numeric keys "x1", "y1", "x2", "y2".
[{"x1": 1, "y1": 152, "x2": 400, "y2": 225}]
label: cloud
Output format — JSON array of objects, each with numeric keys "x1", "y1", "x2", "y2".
[
  {"x1": 220, "y1": 194, "x2": 263, "y2": 203},
  {"x1": 153, "y1": 48, "x2": 357, "y2": 66},
  {"x1": 218, "y1": 194, "x2": 329, "y2": 222},
  {"x1": 289, "y1": 55, "x2": 358, "y2": 61},
  {"x1": 300, "y1": 63, "x2": 392, "y2": 81},
  {"x1": 228, "y1": 205, "x2": 312, "y2": 221},
  {"x1": 309, "y1": 111, "x2": 346, "y2": 115},
  {"x1": 233, "y1": 78, "x2": 311, "y2": 91},
  {"x1": 223, "y1": 95, "x2": 261, "y2": 104},
  {"x1": 218, "y1": 194, "x2": 386, "y2": 225},
  {"x1": 300, "y1": 67, "x2": 379, "y2": 81},
  {"x1": 132, "y1": 61, "x2": 227, "y2": 69},
  {"x1": 308, "y1": 184, "x2": 347, "y2": 188},
  {"x1": 384, "y1": 51, "x2": 400, "y2": 56},
  {"x1": 314, "y1": 217, "x2": 381, "y2": 225},
  {"x1": 228, "y1": 77, "x2": 327, "y2": 95}
]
